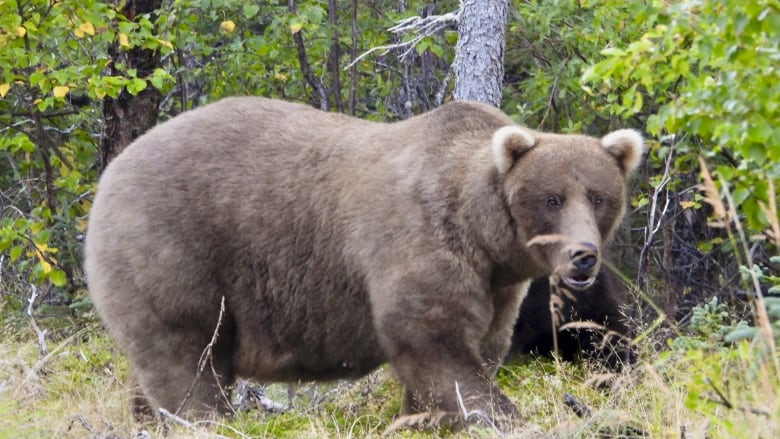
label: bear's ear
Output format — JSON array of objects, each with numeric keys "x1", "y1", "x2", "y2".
[
  {"x1": 492, "y1": 126, "x2": 536, "y2": 174},
  {"x1": 601, "y1": 129, "x2": 645, "y2": 176}
]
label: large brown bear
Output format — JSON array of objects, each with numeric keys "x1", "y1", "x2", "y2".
[{"x1": 84, "y1": 97, "x2": 643, "y2": 428}]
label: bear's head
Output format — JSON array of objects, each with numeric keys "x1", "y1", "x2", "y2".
[{"x1": 492, "y1": 126, "x2": 644, "y2": 290}]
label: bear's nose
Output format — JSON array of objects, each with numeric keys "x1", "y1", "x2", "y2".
[{"x1": 569, "y1": 242, "x2": 598, "y2": 272}]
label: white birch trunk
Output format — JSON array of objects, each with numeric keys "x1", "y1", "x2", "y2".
[{"x1": 452, "y1": 0, "x2": 508, "y2": 107}]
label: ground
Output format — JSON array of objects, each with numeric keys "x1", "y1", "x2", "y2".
[{"x1": 1, "y1": 314, "x2": 777, "y2": 438}]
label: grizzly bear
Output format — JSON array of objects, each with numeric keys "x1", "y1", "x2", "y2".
[
  {"x1": 84, "y1": 97, "x2": 643, "y2": 428},
  {"x1": 510, "y1": 267, "x2": 635, "y2": 370}
]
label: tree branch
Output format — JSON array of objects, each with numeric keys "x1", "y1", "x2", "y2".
[
  {"x1": 27, "y1": 284, "x2": 48, "y2": 357},
  {"x1": 348, "y1": 0, "x2": 358, "y2": 114},
  {"x1": 175, "y1": 296, "x2": 231, "y2": 416},
  {"x1": 346, "y1": 7, "x2": 459, "y2": 69},
  {"x1": 293, "y1": 31, "x2": 329, "y2": 111}
]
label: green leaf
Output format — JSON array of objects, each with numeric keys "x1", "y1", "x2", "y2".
[
  {"x1": 127, "y1": 77, "x2": 147, "y2": 96},
  {"x1": 243, "y1": 4, "x2": 260, "y2": 19},
  {"x1": 49, "y1": 268, "x2": 67, "y2": 287},
  {"x1": 9, "y1": 245, "x2": 23, "y2": 261},
  {"x1": 724, "y1": 327, "x2": 757, "y2": 343}
]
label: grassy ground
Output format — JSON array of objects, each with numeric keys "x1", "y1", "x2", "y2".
[{"x1": 1, "y1": 314, "x2": 777, "y2": 439}]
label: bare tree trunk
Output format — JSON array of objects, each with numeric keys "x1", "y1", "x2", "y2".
[
  {"x1": 328, "y1": 0, "x2": 344, "y2": 112},
  {"x1": 452, "y1": 0, "x2": 508, "y2": 107},
  {"x1": 99, "y1": 0, "x2": 163, "y2": 172},
  {"x1": 348, "y1": 0, "x2": 358, "y2": 115}
]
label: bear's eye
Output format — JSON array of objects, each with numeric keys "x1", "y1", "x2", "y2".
[
  {"x1": 592, "y1": 195, "x2": 603, "y2": 208},
  {"x1": 546, "y1": 196, "x2": 562, "y2": 208}
]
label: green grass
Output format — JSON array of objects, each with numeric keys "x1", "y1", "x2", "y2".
[{"x1": 0, "y1": 323, "x2": 777, "y2": 438}]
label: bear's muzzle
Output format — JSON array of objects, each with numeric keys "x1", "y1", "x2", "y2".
[{"x1": 560, "y1": 242, "x2": 600, "y2": 290}]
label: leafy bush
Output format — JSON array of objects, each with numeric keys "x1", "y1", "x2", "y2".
[
  {"x1": 671, "y1": 297, "x2": 750, "y2": 350},
  {"x1": 583, "y1": 0, "x2": 780, "y2": 237}
]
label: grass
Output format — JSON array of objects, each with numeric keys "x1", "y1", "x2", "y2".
[{"x1": 0, "y1": 317, "x2": 777, "y2": 438}]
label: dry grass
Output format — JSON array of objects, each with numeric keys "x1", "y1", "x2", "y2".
[{"x1": 1, "y1": 324, "x2": 777, "y2": 438}]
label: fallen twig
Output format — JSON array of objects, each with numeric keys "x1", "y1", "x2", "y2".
[
  {"x1": 563, "y1": 392, "x2": 591, "y2": 418},
  {"x1": 237, "y1": 384, "x2": 288, "y2": 413},
  {"x1": 27, "y1": 284, "x2": 48, "y2": 356},
  {"x1": 454, "y1": 381, "x2": 503, "y2": 437},
  {"x1": 67, "y1": 414, "x2": 97, "y2": 435}
]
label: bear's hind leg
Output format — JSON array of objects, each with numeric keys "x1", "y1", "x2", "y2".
[
  {"x1": 126, "y1": 321, "x2": 237, "y2": 420},
  {"x1": 128, "y1": 368, "x2": 155, "y2": 422}
]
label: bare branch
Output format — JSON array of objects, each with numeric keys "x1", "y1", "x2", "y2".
[
  {"x1": 176, "y1": 296, "x2": 231, "y2": 416},
  {"x1": 293, "y1": 31, "x2": 329, "y2": 111},
  {"x1": 160, "y1": 408, "x2": 194, "y2": 429},
  {"x1": 237, "y1": 384, "x2": 288, "y2": 412},
  {"x1": 636, "y1": 138, "x2": 676, "y2": 287},
  {"x1": 346, "y1": 7, "x2": 460, "y2": 69},
  {"x1": 27, "y1": 284, "x2": 48, "y2": 357},
  {"x1": 433, "y1": 69, "x2": 452, "y2": 107},
  {"x1": 454, "y1": 381, "x2": 503, "y2": 436},
  {"x1": 563, "y1": 392, "x2": 591, "y2": 418},
  {"x1": 67, "y1": 415, "x2": 98, "y2": 436}
]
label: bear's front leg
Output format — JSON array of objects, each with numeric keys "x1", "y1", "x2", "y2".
[
  {"x1": 479, "y1": 281, "x2": 531, "y2": 376},
  {"x1": 371, "y1": 273, "x2": 521, "y2": 430}
]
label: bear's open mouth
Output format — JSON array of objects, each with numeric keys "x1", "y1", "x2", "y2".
[{"x1": 562, "y1": 274, "x2": 596, "y2": 290}]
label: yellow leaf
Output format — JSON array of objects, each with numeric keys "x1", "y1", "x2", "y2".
[
  {"x1": 39, "y1": 259, "x2": 52, "y2": 274},
  {"x1": 680, "y1": 200, "x2": 697, "y2": 210},
  {"x1": 53, "y1": 85, "x2": 70, "y2": 98},
  {"x1": 118, "y1": 32, "x2": 129, "y2": 47},
  {"x1": 30, "y1": 242, "x2": 57, "y2": 273},
  {"x1": 76, "y1": 218, "x2": 88, "y2": 233},
  {"x1": 35, "y1": 242, "x2": 58, "y2": 255},
  {"x1": 16, "y1": 26, "x2": 26, "y2": 37},
  {"x1": 0, "y1": 83, "x2": 10, "y2": 98},
  {"x1": 289, "y1": 22, "x2": 302, "y2": 34},
  {"x1": 220, "y1": 20, "x2": 235, "y2": 34},
  {"x1": 155, "y1": 38, "x2": 173, "y2": 49},
  {"x1": 78, "y1": 22, "x2": 95, "y2": 36},
  {"x1": 74, "y1": 28, "x2": 84, "y2": 38}
]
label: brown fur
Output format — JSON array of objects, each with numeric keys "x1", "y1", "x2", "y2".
[{"x1": 84, "y1": 98, "x2": 643, "y2": 426}]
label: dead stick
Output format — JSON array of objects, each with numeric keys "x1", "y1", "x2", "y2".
[
  {"x1": 27, "y1": 284, "x2": 48, "y2": 356},
  {"x1": 563, "y1": 392, "x2": 591, "y2": 418},
  {"x1": 175, "y1": 296, "x2": 227, "y2": 415}
]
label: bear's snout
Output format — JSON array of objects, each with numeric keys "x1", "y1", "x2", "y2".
[
  {"x1": 569, "y1": 242, "x2": 598, "y2": 272},
  {"x1": 559, "y1": 242, "x2": 600, "y2": 291}
]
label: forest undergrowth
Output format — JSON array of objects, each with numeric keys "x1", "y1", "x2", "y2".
[{"x1": 1, "y1": 314, "x2": 777, "y2": 438}]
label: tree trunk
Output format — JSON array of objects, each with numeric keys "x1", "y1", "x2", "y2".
[
  {"x1": 452, "y1": 0, "x2": 508, "y2": 107},
  {"x1": 99, "y1": 0, "x2": 163, "y2": 172}
]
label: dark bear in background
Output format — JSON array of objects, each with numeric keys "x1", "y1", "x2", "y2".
[{"x1": 511, "y1": 267, "x2": 635, "y2": 370}]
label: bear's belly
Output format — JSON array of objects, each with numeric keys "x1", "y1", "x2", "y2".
[
  {"x1": 266, "y1": 357, "x2": 385, "y2": 382},
  {"x1": 234, "y1": 340, "x2": 386, "y2": 382},
  {"x1": 232, "y1": 305, "x2": 386, "y2": 383}
]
